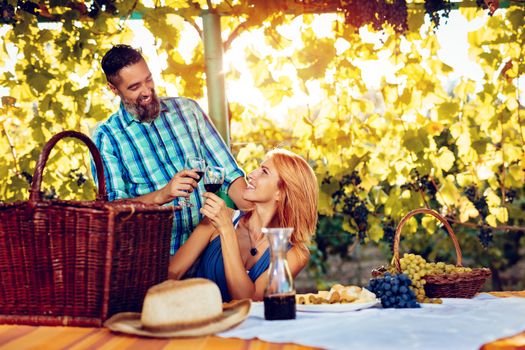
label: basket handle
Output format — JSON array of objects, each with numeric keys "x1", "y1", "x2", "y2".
[
  {"x1": 29, "y1": 130, "x2": 108, "y2": 202},
  {"x1": 393, "y1": 208, "x2": 462, "y2": 272}
]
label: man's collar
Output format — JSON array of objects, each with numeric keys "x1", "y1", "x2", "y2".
[
  {"x1": 160, "y1": 98, "x2": 169, "y2": 113},
  {"x1": 118, "y1": 98, "x2": 169, "y2": 127}
]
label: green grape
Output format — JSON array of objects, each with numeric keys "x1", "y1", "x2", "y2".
[{"x1": 395, "y1": 253, "x2": 476, "y2": 303}]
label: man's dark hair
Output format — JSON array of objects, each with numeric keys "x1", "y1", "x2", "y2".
[{"x1": 101, "y1": 45, "x2": 144, "y2": 85}]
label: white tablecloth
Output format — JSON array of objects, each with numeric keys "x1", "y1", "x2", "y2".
[{"x1": 218, "y1": 294, "x2": 525, "y2": 350}]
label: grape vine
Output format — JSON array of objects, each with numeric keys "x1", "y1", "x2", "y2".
[
  {"x1": 0, "y1": 1, "x2": 16, "y2": 24},
  {"x1": 0, "y1": 0, "x2": 523, "y2": 290},
  {"x1": 424, "y1": 0, "x2": 452, "y2": 28},
  {"x1": 332, "y1": 171, "x2": 370, "y2": 244},
  {"x1": 339, "y1": 0, "x2": 408, "y2": 34}
]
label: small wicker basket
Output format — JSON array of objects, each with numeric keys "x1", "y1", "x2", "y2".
[{"x1": 392, "y1": 208, "x2": 491, "y2": 299}]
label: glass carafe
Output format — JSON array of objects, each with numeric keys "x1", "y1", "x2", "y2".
[{"x1": 262, "y1": 227, "x2": 296, "y2": 320}]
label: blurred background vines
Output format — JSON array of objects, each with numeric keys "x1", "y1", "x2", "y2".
[{"x1": 0, "y1": 0, "x2": 523, "y2": 290}]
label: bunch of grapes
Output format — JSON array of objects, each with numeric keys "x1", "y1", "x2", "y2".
[
  {"x1": 473, "y1": 196, "x2": 489, "y2": 219},
  {"x1": 381, "y1": 0, "x2": 408, "y2": 33},
  {"x1": 463, "y1": 185, "x2": 477, "y2": 202},
  {"x1": 340, "y1": 0, "x2": 408, "y2": 34},
  {"x1": 426, "y1": 260, "x2": 472, "y2": 275},
  {"x1": 68, "y1": 169, "x2": 87, "y2": 187},
  {"x1": 42, "y1": 186, "x2": 58, "y2": 200},
  {"x1": 462, "y1": 185, "x2": 490, "y2": 219},
  {"x1": 17, "y1": 0, "x2": 39, "y2": 15},
  {"x1": 478, "y1": 227, "x2": 493, "y2": 248},
  {"x1": 368, "y1": 272, "x2": 420, "y2": 308},
  {"x1": 399, "y1": 253, "x2": 472, "y2": 303},
  {"x1": 87, "y1": 0, "x2": 117, "y2": 18},
  {"x1": 20, "y1": 171, "x2": 33, "y2": 185},
  {"x1": 1, "y1": 1, "x2": 16, "y2": 24},
  {"x1": 424, "y1": 0, "x2": 452, "y2": 28},
  {"x1": 419, "y1": 175, "x2": 437, "y2": 198},
  {"x1": 332, "y1": 171, "x2": 369, "y2": 244},
  {"x1": 353, "y1": 202, "x2": 369, "y2": 232},
  {"x1": 342, "y1": 171, "x2": 362, "y2": 187},
  {"x1": 331, "y1": 172, "x2": 362, "y2": 203},
  {"x1": 340, "y1": 0, "x2": 378, "y2": 30},
  {"x1": 381, "y1": 220, "x2": 396, "y2": 252},
  {"x1": 504, "y1": 189, "x2": 517, "y2": 204},
  {"x1": 399, "y1": 253, "x2": 433, "y2": 303},
  {"x1": 476, "y1": 0, "x2": 487, "y2": 8},
  {"x1": 401, "y1": 170, "x2": 438, "y2": 200}
]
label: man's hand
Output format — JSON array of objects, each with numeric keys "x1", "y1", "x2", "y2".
[
  {"x1": 158, "y1": 170, "x2": 200, "y2": 204},
  {"x1": 128, "y1": 170, "x2": 200, "y2": 206}
]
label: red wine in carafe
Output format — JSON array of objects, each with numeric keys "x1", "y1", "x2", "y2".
[{"x1": 264, "y1": 294, "x2": 296, "y2": 320}]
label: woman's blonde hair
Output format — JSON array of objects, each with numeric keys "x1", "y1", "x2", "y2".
[{"x1": 267, "y1": 149, "x2": 318, "y2": 253}]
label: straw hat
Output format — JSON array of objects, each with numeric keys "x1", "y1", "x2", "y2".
[{"x1": 104, "y1": 278, "x2": 251, "y2": 338}]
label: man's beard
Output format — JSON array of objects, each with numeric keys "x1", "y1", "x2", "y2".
[{"x1": 122, "y1": 90, "x2": 161, "y2": 123}]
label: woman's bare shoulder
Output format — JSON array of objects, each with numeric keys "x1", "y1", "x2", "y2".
[{"x1": 289, "y1": 244, "x2": 310, "y2": 263}]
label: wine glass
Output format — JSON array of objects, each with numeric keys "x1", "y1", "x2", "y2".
[
  {"x1": 178, "y1": 156, "x2": 206, "y2": 207},
  {"x1": 204, "y1": 166, "x2": 225, "y2": 194}
]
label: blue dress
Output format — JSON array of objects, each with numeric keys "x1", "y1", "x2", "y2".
[{"x1": 194, "y1": 211, "x2": 270, "y2": 302}]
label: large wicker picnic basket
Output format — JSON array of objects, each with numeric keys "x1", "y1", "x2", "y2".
[
  {"x1": 391, "y1": 208, "x2": 492, "y2": 298},
  {"x1": 0, "y1": 131, "x2": 174, "y2": 327}
]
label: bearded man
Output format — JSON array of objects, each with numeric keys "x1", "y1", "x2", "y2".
[{"x1": 93, "y1": 45, "x2": 249, "y2": 255}]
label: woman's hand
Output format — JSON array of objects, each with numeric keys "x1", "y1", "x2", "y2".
[{"x1": 200, "y1": 192, "x2": 232, "y2": 233}]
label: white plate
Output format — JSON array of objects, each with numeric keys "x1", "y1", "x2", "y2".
[{"x1": 296, "y1": 300, "x2": 380, "y2": 313}]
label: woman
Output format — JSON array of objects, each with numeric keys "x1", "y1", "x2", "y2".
[{"x1": 168, "y1": 149, "x2": 318, "y2": 301}]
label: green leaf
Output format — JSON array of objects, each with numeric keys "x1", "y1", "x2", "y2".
[
  {"x1": 27, "y1": 72, "x2": 53, "y2": 94},
  {"x1": 421, "y1": 216, "x2": 437, "y2": 235},
  {"x1": 407, "y1": 9, "x2": 425, "y2": 32},
  {"x1": 367, "y1": 216, "x2": 384, "y2": 242},
  {"x1": 437, "y1": 147, "x2": 455, "y2": 172},
  {"x1": 402, "y1": 128, "x2": 429, "y2": 154},
  {"x1": 507, "y1": 9, "x2": 524, "y2": 31},
  {"x1": 437, "y1": 101, "x2": 459, "y2": 119}
]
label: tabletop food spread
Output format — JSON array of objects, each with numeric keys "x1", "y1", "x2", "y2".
[{"x1": 219, "y1": 290, "x2": 525, "y2": 350}]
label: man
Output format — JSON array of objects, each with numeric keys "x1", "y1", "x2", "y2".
[{"x1": 93, "y1": 44, "x2": 249, "y2": 254}]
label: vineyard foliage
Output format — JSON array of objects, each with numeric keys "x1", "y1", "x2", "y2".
[{"x1": 0, "y1": 0, "x2": 523, "y2": 285}]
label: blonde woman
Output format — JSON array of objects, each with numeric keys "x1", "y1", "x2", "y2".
[{"x1": 168, "y1": 149, "x2": 318, "y2": 301}]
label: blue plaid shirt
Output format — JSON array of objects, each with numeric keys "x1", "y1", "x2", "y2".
[{"x1": 92, "y1": 97, "x2": 245, "y2": 254}]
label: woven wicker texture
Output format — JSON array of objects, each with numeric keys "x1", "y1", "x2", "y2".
[
  {"x1": 393, "y1": 208, "x2": 491, "y2": 299},
  {"x1": 0, "y1": 131, "x2": 174, "y2": 327}
]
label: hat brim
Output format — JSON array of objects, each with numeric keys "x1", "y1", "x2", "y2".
[{"x1": 103, "y1": 299, "x2": 251, "y2": 338}]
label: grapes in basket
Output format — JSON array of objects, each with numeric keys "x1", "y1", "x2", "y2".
[
  {"x1": 367, "y1": 273, "x2": 420, "y2": 309},
  {"x1": 381, "y1": 253, "x2": 474, "y2": 303}
]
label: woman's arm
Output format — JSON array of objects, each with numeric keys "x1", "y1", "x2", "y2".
[
  {"x1": 167, "y1": 217, "x2": 216, "y2": 280},
  {"x1": 200, "y1": 193, "x2": 256, "y2": 300},
  {"x1": 200, "y1": 193, "x2": 310, "y2": 301},
  {"x1": 251, "y1": 245, "x2": 310, "y2": 301},
  {"x1": 220, "y1": 224, "x2": 257, "y2": 300}
]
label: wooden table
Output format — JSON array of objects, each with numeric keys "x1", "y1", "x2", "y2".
[
  {"x1": 1, "y1": 292, "x2": 524, "y2": 350},
  {"x1": 0, "y1": 326, "x2": 310, "y2": 350}
]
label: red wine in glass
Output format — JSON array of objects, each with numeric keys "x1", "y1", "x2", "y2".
[
  {"x1": 179, "y1": 156, "x2": 206, "y2": 207},
  {"x1": 195, "y1": 171, "x2": 204, "y2": 182},
  {"x1": 204, "y1": 183, "x2": 221, "y2": 193},
  {"x1": 204, "y1": 166, "x2": 225, "y2": 194}
]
